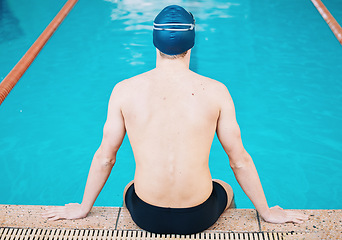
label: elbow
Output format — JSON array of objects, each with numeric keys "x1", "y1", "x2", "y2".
[
  {"x1": 229, "y1": 150, "x2": 252, "y2": 170},
  {"x1": 230, "y1": 161, "x2": 245, "y2": 171},
  {"x1": 93, "y1": 150, "x2": 116, "y2": 169},
  {"x1": 98, "y1": 157, "x2": 116, "y2": 171},
  {"x1": 102, "y1": 158, "x2": 116, "y2": 168},
  {"x1": 100, "y1": 156, "x2": 116, "y2": 168}
]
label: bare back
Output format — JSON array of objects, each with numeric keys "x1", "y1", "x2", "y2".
[{"x1": 114, "y1": 68, "x2": 227, "y2": 208}]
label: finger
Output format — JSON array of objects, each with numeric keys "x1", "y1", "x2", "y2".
[
  {"x1": 46, "y1": 210, "x2": 67, "y2": 221},
  {"x1": 294, "y1": 213, "x2": 308, "y2": 219},
  {"x1": 42, "y1": 209, "x2": 59, "y2": 218},
  {"x1": 44, "y1": 206, "x2": 62, "y2": 213},
  {"x1": 297, "y1": 215, "x2": 309, "y2": 221},
  {"x1": 288, "y1": 211, "x2": 308, "y2": 220},
  {"x1": 43, "y1": 208, "x2": 66, "y2": 219},
  {"x1": 294, "y1": 215, "x2": 307, "y2": 224},
  {"x1": 47, "y1": 215, "x2": 65, "y2": 221},
  {"x1": 291, "y1": 219, "x2": 304, "y2": 224},
  {"x1": 286, "y1": 214, "x2": 307, "y2": 224},
  {"x1": 42, "y1": 213, "x2": 56, "y2": 219},
  {"x1": 44, "y1": 208, "x2": 62, "y2": 216},
  {"x1": 45, "y1": 206, "x2": 60, "y2": 210}
]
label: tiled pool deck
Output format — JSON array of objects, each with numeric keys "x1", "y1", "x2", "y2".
[{"x1": 0, "y1": 205, "x2": 341, "y2": 239}]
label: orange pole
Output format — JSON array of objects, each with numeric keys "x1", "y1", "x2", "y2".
[
  {"x1": 311, "y1": 0, "x2": 342, "y2": 45},
  {"x1": 0, "y1": 0, "x2": 78, "y2": 106}
]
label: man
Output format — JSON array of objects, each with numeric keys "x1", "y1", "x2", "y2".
[{"x1": 43, "y1": 5, "x2": 308, "y2": 234}]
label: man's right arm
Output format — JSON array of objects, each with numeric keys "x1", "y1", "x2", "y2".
[
  {"x1": 42, "y1": 83, "x2": 127, "y2": 221},
  {"x1": 216, "y1": 85, "x2": 307, "y2": 224}
]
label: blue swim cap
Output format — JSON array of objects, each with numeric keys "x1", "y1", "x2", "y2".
[{"x1": 153, "y1": 5, "x2": 195, "y2": 55}]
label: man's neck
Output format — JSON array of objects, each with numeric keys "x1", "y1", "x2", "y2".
[{"x1": 155, "y1": 50, "x2": 191, "y2": 72}]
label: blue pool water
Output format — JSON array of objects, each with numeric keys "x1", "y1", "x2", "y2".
[{"x1": 0, "y1": 0, "x2": 341, "y2": 209}]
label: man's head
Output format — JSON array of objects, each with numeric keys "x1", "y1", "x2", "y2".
[{"x1": 153, "y1": 5, "x2": 195, "y2": 58}]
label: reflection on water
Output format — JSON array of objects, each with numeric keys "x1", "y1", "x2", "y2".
[
  {"x1": 0, "y1": 0, "x2": 24, "y2": 42},
  {"x1": 105, "y1": 0, "x2": 241, "y2": 32}
]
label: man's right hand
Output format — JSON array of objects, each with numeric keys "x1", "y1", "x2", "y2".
[{"x1": 261, "y1": 206, "x2": 308, "y2": 224}]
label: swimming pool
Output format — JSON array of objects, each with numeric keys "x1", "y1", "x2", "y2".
[{"x1": 0, "y1": 0, "x2": 341, "y2": 209}]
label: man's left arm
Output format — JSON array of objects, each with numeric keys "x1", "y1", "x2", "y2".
[{"x1": 43, "y1": 85, "x2": 126, "y2": 221}]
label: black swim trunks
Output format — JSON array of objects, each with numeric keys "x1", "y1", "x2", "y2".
[{"x1": 125, "y1": 181, "x2": 228, "y2": 235}]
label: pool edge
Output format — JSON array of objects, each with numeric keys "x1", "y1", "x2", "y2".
[{"x1": 0, "y1": 205, "x2": 341, "y2": 238}]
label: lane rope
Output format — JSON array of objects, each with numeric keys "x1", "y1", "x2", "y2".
[
  {"x1": 311, "y1": 0, "x2": 342, "y2": 45},
  {"x1": 0, "y1": 0, "x2": 78, "y2": 106}
]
